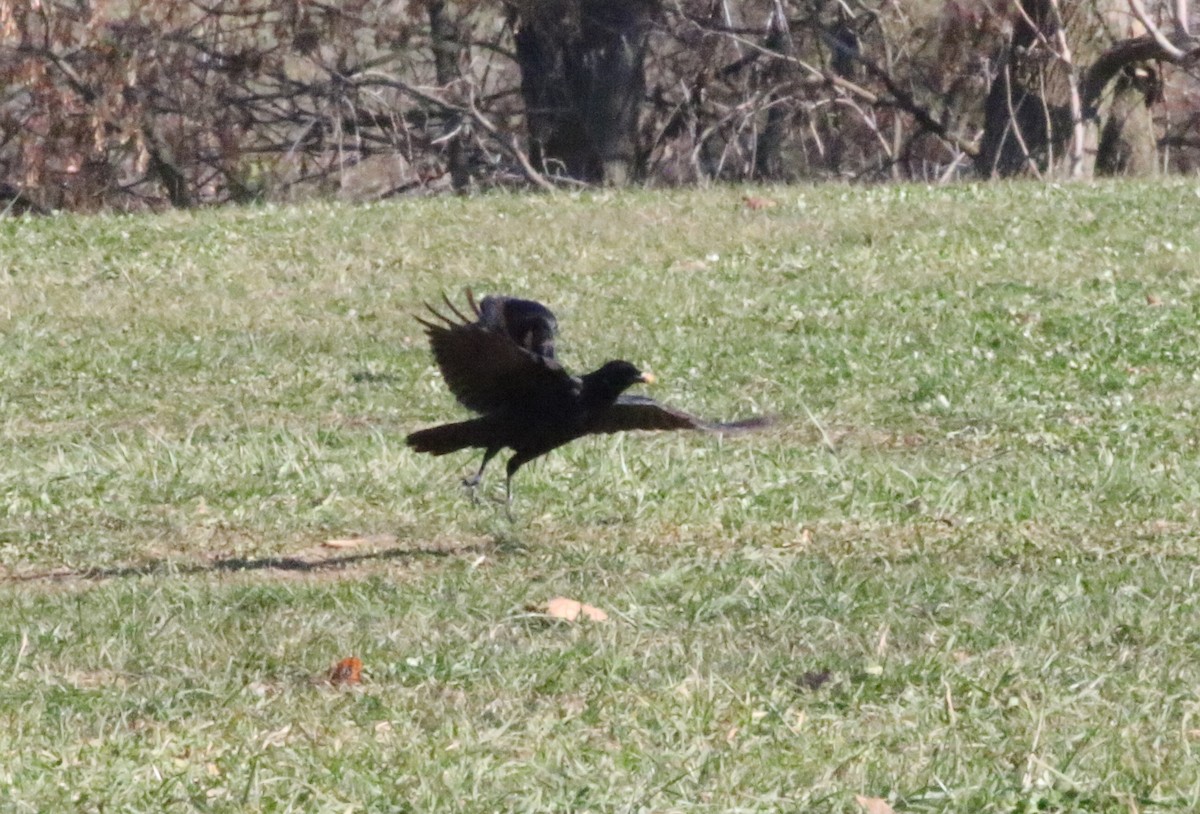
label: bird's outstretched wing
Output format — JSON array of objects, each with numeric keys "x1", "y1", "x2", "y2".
[
  {"x1": 476, "y1": 294, "x2": 558, "y2": 360},
  {"x1": 417, "y1": 292, "x2": 571, "y2": 415},
  {"x1": 590, "y1": 394, "x2": 771, "y2": 434}
]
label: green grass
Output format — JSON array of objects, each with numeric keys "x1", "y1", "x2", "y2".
[{"x1": 3, "y1": 181, "x2": 1200, "y2": 811}]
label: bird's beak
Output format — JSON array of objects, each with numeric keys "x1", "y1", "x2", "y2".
[{"x1": 639, "y1": 371, "x2": 656, "y2": 385}]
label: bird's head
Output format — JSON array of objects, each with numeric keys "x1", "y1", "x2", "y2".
[{"x1": 583, "y1": 360, "x2": 655, "y2": 402}]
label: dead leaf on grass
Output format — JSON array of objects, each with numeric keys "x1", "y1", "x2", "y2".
[
  {"x1": 328, "y1": 656, "x2": 363, "y2": 685},
  {"x1": 743, "y1": 195, "x2": 779, "y2": 210},
  {"x1": 322, "y1": 533, "x2": 398, "y2": 549},
  {"x1": 323, "y1": 538, "x2": 363, "y2": 549},
  {"x1": 540, "y1": 596, "x2": 609, "y2": 622},
  {"x1": 854, "y1": 795, "x2": 896, "y2": 814}
]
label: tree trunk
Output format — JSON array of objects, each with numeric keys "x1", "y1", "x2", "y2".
[
  {"x1": 977, "y1": 0, "x2": 1062, "y2": 178},
  {"x1": 754, "y1": 17, "x2": 793, "y2": 180},
  {"x1": 512, "y1": 0, "x2": 655, "y2": 185},
  {"x1": 1095, "y1": 66, "x2": 1161, "y2": 175},
  {"x1": 428, "y1": 0, "x2": 470, "y2": 192}
]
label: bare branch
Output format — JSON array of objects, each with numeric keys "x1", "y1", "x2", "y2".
[
  {"x1": 1129, "y1": 0, "x2": 1190, "y2": 60},
  {"x1": 462, "y1": 92, "x2": 557, "y2": 193},
  {"x1": 1000, "y1": 63, "x2": 1044, "y2": 180},
  {"x1": 669, "y1": 11, "x2": 980, "y2": 159},
  {"x1": 1083, "y1": 30, "x2": 1200, "y2": 109},
  {"x1": 351, "y1": 71, "x2": 556, "y2": 192},
  {"x1": 1047, "y1": 0, "x2": 1085, "y2": 178},
  {"x1": 815, "y1": 30, "x2": 980, "y2": 158}
]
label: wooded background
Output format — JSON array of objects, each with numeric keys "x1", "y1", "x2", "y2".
[{"x1": 3, "y1": 0, "x2": 1198, "y2": 212}]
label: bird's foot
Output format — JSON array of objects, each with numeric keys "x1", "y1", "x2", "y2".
[{"x1": 462, "y1": 474, "x2": 483, "y2": 504}]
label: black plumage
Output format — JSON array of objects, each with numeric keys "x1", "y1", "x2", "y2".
[
  {"x1": 406, "y1": 292, "x2": 767, "y2": 514},
  {"x1": 475, "y1": 293, "x2": 558, "y2": 360}
]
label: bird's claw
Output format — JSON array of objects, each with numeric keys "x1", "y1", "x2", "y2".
[
  {"x1": 461, "y1": 474, "x2": 514, "y2": 518},
  {"x1": 462, "y1": 474, "x2": 483, "y2": 504}
]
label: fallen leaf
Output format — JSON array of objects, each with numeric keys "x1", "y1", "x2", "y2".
[
  {"x1": 323, "y1": 533, "x2": 398, "y2": 549},
  {"x1": 323, "y1": 537, "x2": 364, "y2": 549},
  {"x1": 544, "y1": 596, "x2": 609, "y2": 622},
  {"x1": 743, "y1": 195, "x2": 778, "y2": 210},
  {"x1": 328, "y1": 657, "x2": 363, "y2": 685},
  {"x1": 577, "y1": 603, "x2": 608, "y2": 622},
  {"x1": 855, "y1": 795, "x2": 896, "y2": 814}
]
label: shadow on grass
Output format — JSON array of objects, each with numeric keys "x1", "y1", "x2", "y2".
[
  {"x1": 2, "y1": 539, "x2": 502, "y2": 585},
  {"x1": 349, "y1": 370, "x2": 402, "y2": 384}
]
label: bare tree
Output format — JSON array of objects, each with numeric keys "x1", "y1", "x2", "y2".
[
  {"x1": 509, "y1": 0, "x2": 657, "y2": 185},
  {"x1": 980, "y1": 0, "x2": 1198, "y2": 178},
  {"x1": 3, "y1": 0, "x2": 1200, "y2": 212}
]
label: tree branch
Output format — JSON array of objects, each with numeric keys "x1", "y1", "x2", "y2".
[
  {"x1": 1129, "y1": 0, "x2": 1190, "y2": 59},
  {"x1": 350, "y1": 72, "x2": 556, "y2": 192},
  {"x1": 1083, "y1": 31, "x2": 1200, "y2": 111}
]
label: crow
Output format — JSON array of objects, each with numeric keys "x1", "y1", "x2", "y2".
[{"x1": 406, "y1": 292, "x2": 767, "y2": 515}]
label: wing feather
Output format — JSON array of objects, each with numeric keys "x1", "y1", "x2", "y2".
[
  {"x1": 419, "y1": 295, "x2": 571, "y2": 415},
  {"x1": 590, "y1": 395, "x2": 770, "y2": 434},
  {"x1": 476, "y1": 294, "x2": 558, "y2": 360}
]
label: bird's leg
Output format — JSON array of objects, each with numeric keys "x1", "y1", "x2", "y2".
[
  {"x1": 463, "y1": 446, "x2": 500, "y2": 503},
  {"x1": 503, "y1": 454, "x2": 530, "y2": 521}
]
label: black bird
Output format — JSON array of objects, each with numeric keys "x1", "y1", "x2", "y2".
[{"x1": 406, "y1": 292, "x2": 767, "y2": 515}]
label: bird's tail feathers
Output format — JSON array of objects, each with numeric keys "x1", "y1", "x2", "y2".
[{"x1": 406, "y1": 418, "x2": 493, "y2": 455}]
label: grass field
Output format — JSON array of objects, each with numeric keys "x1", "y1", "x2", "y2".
[{"x1": 2, "y1": 181, "x2": 1200, "y2": 812}]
